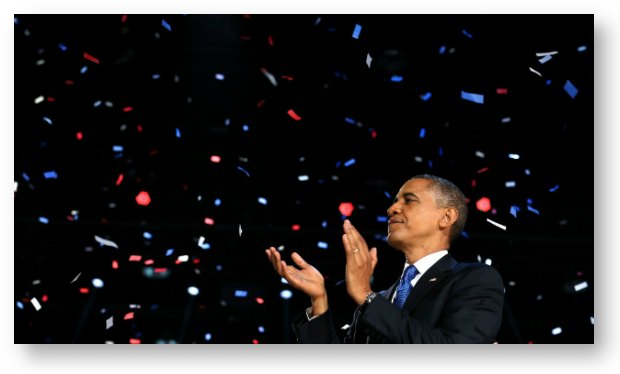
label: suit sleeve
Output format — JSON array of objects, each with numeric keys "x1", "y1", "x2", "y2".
[
  {"x1": 290, "y1": 309, "x2": 341, "y2": 343},
  {"x1": 358, "y1": 265, "x2": 504, "y2": 343}
]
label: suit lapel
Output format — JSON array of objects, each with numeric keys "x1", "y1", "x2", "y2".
[{"x1": 403, "y1": 253, "x2": 457, "y2": 312}]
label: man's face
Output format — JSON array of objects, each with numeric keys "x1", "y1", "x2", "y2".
[{"x1": 386, "y1": 178, "x2": 444, "y2": 250}]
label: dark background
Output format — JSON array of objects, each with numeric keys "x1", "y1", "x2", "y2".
[{"x1": 14, "y1": 14, "x2": 593, "y2": 343}]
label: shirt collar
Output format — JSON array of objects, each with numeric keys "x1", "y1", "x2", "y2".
[{"x1": 402, "y1": 249, "x2": 448, "y2": 277}]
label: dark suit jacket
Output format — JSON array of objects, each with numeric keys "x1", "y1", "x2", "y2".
[{"x1": 291, "y1": 253, "x2": 504, "y2": 343}]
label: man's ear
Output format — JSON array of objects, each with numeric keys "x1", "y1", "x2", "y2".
[{"x1": 439, "y1": 207, "x2": 458, "y2": 230}]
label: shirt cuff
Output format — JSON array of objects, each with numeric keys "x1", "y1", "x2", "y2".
[{"x1": 305, "y1": 307, "x2": 321, "y2": 321}]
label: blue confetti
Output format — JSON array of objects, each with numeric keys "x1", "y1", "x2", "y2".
[
  {"x1": 545, "y1": 79, "x2": 552, "y2": 86},
  {"x1": 93, "y1": 100, "x2": 102, "y2": 107},
  {"x1": 376, "y1": 216, "x2": 388, "y2": 223},
  {"x1": 438, "y1": 147, "x2": 443, "y2": 157},
  {"x1": 525, "y1": 169, "x2": 531, "y2": 176},
  {"x1": 58, "y1": 43, "x2": 68, "y2": 52},
  {"x1": 384, "y1": 191, "x2": 392, "y2": 199},
  {"x1": 527, "y1": 198, "x2": 534, "y2": 204},
  {"x1": 42, "y1": 117, "x2": 52, "y2": 125},
  {"x1": 461, "y1": 231, "x2": 469, "y2": 239},
  {"x1": 439, "y1": 45, "x2": 446, "y2": 54},
  {"x1": 419, "y1": 128, "x2": 426, "y2": 139},
  {"x1": 462, "y1": 29, "x2": 473, "y2": 39},
  {"x1": 298, "y1": 175, "x2": 309, "y2": 181},
  {"x1": 258, "y1": 197, "x2": 268, "y2": 205},
  {"x1": 344, "y1": 158, "x2": 356, "y2": 167},
  {"x1": 237, "y1": 166, "x2": 250, "y2": 177},
  {"x1": 549, "y1": 185, "x2": 560, "y2": 192},
  {"x1": 352, "y1": 24, "x2": 362, "y2": 39},
  {"x1": 39, "y1": 217, "x2": 49, "y2": 224},
  {"x1": 175, "y1": 128, "x2": 181, "y2": 138},
  {"x1": 22, "y1": 172, "x2": 30, "y2": 182},
  {"x1": 461, "y1": 90, "x2": 484, "y2": 104},
  {"x1": 390, "y1": 75, "x2": 403, "y2": 82},
  {"x1": 143, "y1": 232, "x2": 153, "y2": 239},
  {"x1": 344, "y1": 117, "x2": 356, "y2": 124},
  {"x1": 321, "y1": 220, "x2": 328, "y2": 228},
  {"x1": 428, "y1": 160, "x2": 433, "y2": 168},
  {"x1": 538, "y1": 55, "x2": 552, "y2": 64},
  {"x1": 335, "y1": 160, "x2": 342, "y2": 168},
  {"x1": 205, "y1": 333, "x2": 212, "y2": 341},
  {"x1": 113, "y1": 145, "x2": 123, "y2": 152},
  {"x1": 80, "y1": 66, "x2": 88, "y2": 74},
  {"x1": 317, "y1": 241, "x2": 328, "y2": 249},
  {"x1": 215, "y1": 73, "x2": 225, "y2": 80},
  {"x1": 162, "y1": 19, "x2": 171, "y2": 31},
  {"x1": 420, "y1": 92, "x2": 432, "y2": 101},
  {"x1": 314, "y1": 17, "x2": 321, "y2": 26},
  {"x1": 152, "y1": 74, "x2": 160, "y2": 80},
  {"x1": 16, "y1": 301, "x2": 24, "y2": 309},
  {"x1": 280, "y1": 290, "x2": 293, "y2": 300},
  {"x1": 577, "y1": 45, "x2": 587, "y2": 52},
  {"x1": 214, "y1": 198, "x2": 222, "y2": 206},
  {"x1": 564, "y1": 80, "x2": 579, "y2": 99},
  {"x1": 235, "y1": 290, "x2": 248, "y2": 298},
  {"x1": 242, "y1": 124, "x2": 249, "y2": 132},
  {"x1": 258, "y1": 326, "x2": 265, "y2": 333},
  {"x1": 199, "y1": 242, "x2": 211, "y2": 250},
  {"x1": 43, "y1": 171, "x2": 58, "y2": 179},
  {"x1": 508, "y1": 153, "x2": 520, "y2": 160},
  {"x1": 166, "y1": 248, "x2": 174, "y2": 256},
  {"x1": 527, "y1": 205, "x2": 540, "y2": 215},
  {"x1": 510, "y1": 205, "x2": 520, "y2": 218}
]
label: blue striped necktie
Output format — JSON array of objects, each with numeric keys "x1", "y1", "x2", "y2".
[{"x1": 394, "y1": 265, "x2": 418, "y2": 308}]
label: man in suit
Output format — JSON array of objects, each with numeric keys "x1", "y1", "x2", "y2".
[{"x1": 265, "y1": 174, "x2": 504, "y2": 343}]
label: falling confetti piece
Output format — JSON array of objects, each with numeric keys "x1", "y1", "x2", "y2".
[
  {"x1": 31, "y1": 297, "x2": 42, "y2": 311},
  {"x1": 352, "y1": 24, "x2": 362, "y2": 39},
  {"x1": 366, "y1": 53, "x2": 372, "y2": 68},
  {"x1": 574, "y1": 281, "x2": 588, "y2": 292},
  {"x1": 34, "y1": 96, "x2": 44, "y2": 104},
  {"x1": 317, "y1": 241, "x2": 328, "y2": 249},
  {"x1": 136, "y1": 191, "x2": 151, "y2": 206},
  {"x1": 94, "y1": 235, "x2": 119, "y2": 249},
  {"x1": 344, "y1": 158, "x2": 356, "y2": 167},
  {"x1": 83, "y1": 52, "x2": 100, "y2": 64},
  {"x1": 106, "y1": 316, "x2": 113, "y2": 329},
  {"x1": 162, "y1": 19, "x2": 171, "y2": 31},
  {"x1": 564, "y1": 80, "x2": 579, "y2": 99},
  {"x1": 391, "y1": 75, "x2": 403, "y2": 82},
  {"x1": 70, "y1": 272, "x2": 81, "y2": 283},
  {"x1": 237, "y1": 166, "x2": 250, "y2": 177},
  {"x1": 462, "y1": 29, "x2": 473, "y2": 38},
  {"x1": 298, "y1": 175, "x2": 309, "y2": 181},
  {"x1": 529, "y1": 67, "x2": 542, "y2": 77},
  {"x1": 287, "y1": 109, "x2": 302, "y2": 121},
  {"x1": 44, "y1": 171, "x2": 58, "y2": 179},
  {"x1": 538, "y1": 55, "x2": 552, "y2": 64},
  {"x1": 239, "y1": 225, "x2": 243, "y2": 237},
  {"x1": 124, "y1": 312, "x2": 134, "y2": 320},
  {"x1": 486, "y1": 218, "x2": 507, "y2": 231},
  {"x1": 339, "y1": 202, "x2": 354, "y2": 217},
  {"x1": 476, "y1": 197, "x2": 491, "y2": 212},
  {"x1": 461, "y1": 90, "x2": 484, "y2": 104},
  {"x1": 260, "y1": 68, "x2": 278, "y2": 86},
  {"x1": 510, "y1": 205, "x2": 520, "y2": 218},
  {"x1": 551, "y1": 327, "x2": 562, "y2": 336}
]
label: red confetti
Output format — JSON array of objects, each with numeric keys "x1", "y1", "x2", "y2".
[
  {"x1": 371, "y1": 130, "x2": 377, "y2": 139},
  {"x1": 121, "y1": 15, "x2": 128, "y2": 23},
  {"x1": 42, "y1": 295, "x2": 49, "y2": 302},
  {"x1": 268, "y1": 35, "x2": 274, "y2": 46},
  {"x1": 477, "y1": 167, "x2": 489, "y2": 174},
  {"x1": 124, "y1": 312, "x2": 134, "y2": 320},
  {"x1": 123, "y1": 106, "x2": 133, "y2": 112},
  {"x1": 287, "y1": 109, "x2": 302, "y2": 121},
  {"x1": 76, "y1": 132, "x2": 83, "y2": 140},
  {"x1": 496, "y1": 88, "x2": 508, "y2": 94},
  {"x1": 129, "y1": 255, "x2": 142, "y2": 262},
  {"x1": 112, "y1": 260, "x2": 119, "y2": 269},
  {"x1": 281, "y1": 75, "x2": 294, "y2": 81},
  {"x1": 154, "y1": 268, "x2": 168, "y2": 273},
  {"x1": 292, "y1": 224, "x2": 301, "y2": 231},
  {"x1": 255, "y1": 297, "x2": 265, "y2": 305},
  {"x1": 83, "y1": 52, "x2": 100, "y2": 64},
  {"x1": 46, "y1": 97, "x2": 56, "y2": 102},
  {"x1": 210, "y1": 155, "x2": 221, "y2": 163},
  {"x1": 476, "y1": 197, "x2": 492, "y2": 212},
  {"x1": 192, "y1": 258, "x2": 200, "y2": 264},
  {"x1": 115, "y1": 174, "x2": 124, "y2": 186},
  {"x1": 339, "y1": 202, "x2": 355, "y2": 217},
  {"x1": 204, "y1": 217, "x2": 215, "y2": 225},
  {"x1": 256, "y1": 99, "x2": 266, "y2": 108},
  {"x1": 65, "y1": 80, "x2": 74, "y2": 86},
  {"x1": 137, "y1": 124, "x2": 143, "y2": 133},
  {"x1": 252, "y1": 339, "x2": 259, "y2": 344},
  {"x1": 471, "y1": 179, "x2": 476, "y2": 188},
  {"x1": 129, "y1": 338, "x2": 141, "y2": 344},
  {"x1": 144, "y1": 259, "x2": 154, "y2": 265},
  {"x1": 136, "y1": 191, "x2": 151, "y2": 206},
  {"x1": 79, "y1": 288, "x2": 89, "y2": 294}
]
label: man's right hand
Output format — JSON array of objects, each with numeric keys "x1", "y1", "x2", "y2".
[{"x1": 265, "y1": 247, "x2": 328, "y2": 316}]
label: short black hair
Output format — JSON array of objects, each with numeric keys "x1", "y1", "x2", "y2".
[{"x1": 409, "y1": 174, "x2": 468, "y2": 243}]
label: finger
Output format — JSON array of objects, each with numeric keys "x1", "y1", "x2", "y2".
[
  {"x1": 291, "y1": 252, "x2": 310, "y2": 270},
  {"x1": 269, "y1": 248, "x2": 283, "y2": 275},
  {"x1": 342, "y1": 233, "x2": 356, "y2": 256},
  {"x1": 280, "y1": 260, "x2": 301, "y2": 287},
  {"x1": 344, "y1": 220, "x2": 367, "y2": 250},
  {"x1": 369, "y1": 247, "x2": 378, "y2": 267}
]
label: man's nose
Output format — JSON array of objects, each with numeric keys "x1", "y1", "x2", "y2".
[{"x1": 387, "y1": 203, "x2": 401, "y2": 216}]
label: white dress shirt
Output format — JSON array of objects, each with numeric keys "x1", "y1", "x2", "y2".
[{"x1": 390, "y1": 249, "x2": 448, "y2": 303}]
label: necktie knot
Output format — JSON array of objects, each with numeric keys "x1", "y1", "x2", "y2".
[{"x1": 394, "y1": 265, "x2": 418, "y2": 308}]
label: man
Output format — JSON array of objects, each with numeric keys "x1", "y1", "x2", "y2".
[{"x1": 265, "y1": 174, "x2": 504, "y2": 343}]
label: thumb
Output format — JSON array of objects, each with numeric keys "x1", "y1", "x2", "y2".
[{"x1": 369, "y1": 247, "x2": 378, "y2": 266}]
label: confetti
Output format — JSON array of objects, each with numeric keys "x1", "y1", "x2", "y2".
[
  {"x1": 71, "y1": 272, "x2": 81, "y2": 283},
  {"x1": 484, "y1": 258, "x2": 492, "y2": 266},
  {"x1": 390, "y1": 75, "x2": 403, "y2": 82},
  {"x1": 527, "y1": 205, "x2": 540, "y2": 215},
  {"x1": 475, "y1": 151, "x2": 485, "y2": 158},
  {"x1": 124, "y1": 312, "x2": 134, "y2": 320},
  {"x1": 510, "y1": 205, "x2": 520, "y2": 218},
  {"x1": 420, "y1": 92, "x2": 432, "y2": 101},
  {"x1": 551, "y1": 327, "x2": 562, "y2": 336},
  {"x1": 461, "y1": 90, "x2": 484, "y2": 104},
  {"x1": 578, "y1": 45, "x2": 588, "y2": 52},
  {"x1": 106, "y1": 316, "x2": 113, "y2": 329},
  {"x1": 162, "y1": 19, "x2": 171, "y2": 31},
  {"x1": 44, "y1": 171, "x2": 58, "y2": 179},
  {"x1": 83, "y1": 52, "x2": 100, "y2": 64},
  {"x1": 38, "y1": 216, "x2": 49, "y2": 224},
  {"x1": 204, "y1": 217, "x2": 215, "y2": 225},
  {"x1": 235, "y1": 290, "x2": 248, "y2": 297},
  {"x1": 239, "y1": 225, "x2": 243, "y2": 237},
  {"x1": 136, "y1": 191, "x2": 151, "y2": 206},
  {"x1": 280, "y1": 290, "x2": 293, "y2": 300},
  {"x1": 529, "y1": 67, "x2": 542, "y2": 77},
  {"x1": 366, "y1": 53, "x2": 372, "y2": 68},
  {"x1": 287, "y1": 109, "x2": 302, "y2": 121},
  {"x1": 549, "y1": 185, "x2": 560, "y2": 192},
  {"x1": 298, "y1": 175, "x2": 309, "y2": 181},
  {"x1": 260, "y1": 68, "x2": 278, "y2": 86},
  {"x1": 215, "y1": 73, "x2": 225, "y2": 81},
  {"x1": 177, "y1": 255, "x2": 189, "y2": 262},
  {"x1": 563, "y1": 80, "x2": 579, "y2": 99},
  {"x1": 344, "y1": 158, "x2": 356, "y2": 167},
  {"x1": 187, "y1": 286, "x2": 199, "y2": 296},
  {"x1": 486, "y1": 218, "x2": 507, "y2": 231},
  {"x1": 476, "y1": 197, "x2": 491, "y2": 212},
  {"x1": 31, "y1": 297, "x2": 42, "y2": 311},
  {"x1": 92, "y1": 278, "x2": 104, "y2": 288},
  {"x1": 94, "y1": 235, "x2": 119, "y2": 249},
  {"x1": 129, "y1": 255, "x2": 142, "y2": 262},
  {"x1": 508, "y1": 153, "x2": 520, "y2": 160},
  {"x1": 34, "y1": 96, "x2": 44, "y2": 104},
  {"x1": 237, "y1": 166, "x2": 250, "y2": 177},
  {"x1": 352, "y1": 24, "x2": 362, "y2": 39},
  {"x1": 574, "y1": 281, "x2": 588, "y2": 292},
  {"x1": 339, "y1": 202, "x2": 354, "y2": 217},
  {"x1": 538, "y1": 55, "x2": 553, "y2": 64},
  {"x1": 462, "y1": 29, "x2": 473, "y2": 38},
  {"x1": 317, "y1": 241, "x2": 328, "y2": 249},
  {"x1": 505, "y1": 181, "x2": 516, "y2": 188}
]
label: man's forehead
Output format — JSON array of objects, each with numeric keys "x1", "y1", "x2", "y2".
[{"x1": 398, "y1": 179, "x2": 431, "y2": 195}]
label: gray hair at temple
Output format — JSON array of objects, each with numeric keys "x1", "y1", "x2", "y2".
[{"x1": 409, "y1": 174, "x2": 468, "y2": 243}]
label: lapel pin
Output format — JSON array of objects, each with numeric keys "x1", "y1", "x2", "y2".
[{"x1": 429, "y1": 278, "x2": 437, "y2": 282}]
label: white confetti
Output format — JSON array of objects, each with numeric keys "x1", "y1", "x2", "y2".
[
  {"x1": 505, "y1": 181, "x2": 516, "y2": 188},
  {"x1": 590, "y1": 316, "x2": 594, "y2": 325},
  {"x1": 529, "y1": 67, "x2": 542, "y2": 77},
  {"x1": 574, "y1": 281, "x2": 588, "y2": 292},
  {"x1": 239, "y1": 225, "x2": 243, "y2": 237},
  {"x1": 484, "y1": 258, "x2": 492, "y2": 266},
  {"x1": 535, "y1": 51, "x2": 558, "y2": 57},
  {"x1": 341, "y1": 324, "x2": 351, "y2": 330},
  {"x1": 260, "y1": 68, "x2": 278, "y2": 87},
  {"x1": 34, "y1": 96, "x2": 45, "y2": 104},
  {"x1": 14, "y1": 181, "x2": 18, "y2": 193},
  {"x1": 198, "y1": 236, "x2": 206, "y2": 247},
  {"x1": 94, "y1": 235, "x2": 119, "y2": 249},
  {"x1": 551, "y1": 327, "x2": 562, "y2": 336},
  {"x1": 31, "y1": 297, "x2": 42, "y2": 311},
  {"x1": 71, "y1": 272, "x2": 81, "y2": 283},
  {"x1": 475, "y1": 150, "x2": 485, "y2": 158},
  {"x1": 366, "y1": 53, "x2": 372, "y2": 68},
  {"x1": 486, "y1": 218, "x2": 507, "y2": 231},
  {"x1": 106, "y1": 316, "x2": 114, "y2": 330},
  {"x1": 177, "y1": 255, "x2": 189, "y2": 262}
]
